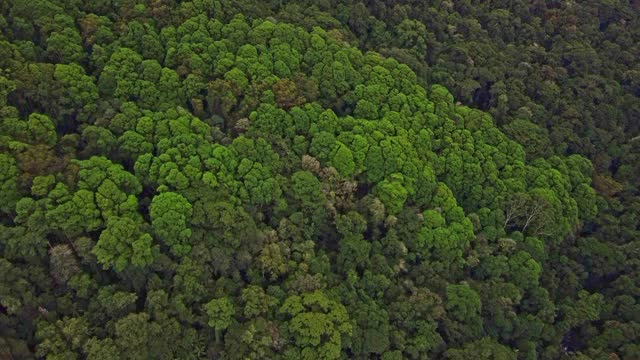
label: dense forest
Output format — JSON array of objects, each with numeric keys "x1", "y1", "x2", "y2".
[{"x1": 0, "y1": 0, "x2": 638, "y2": 359}]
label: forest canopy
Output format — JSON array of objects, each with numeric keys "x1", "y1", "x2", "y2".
[{"x1": 0, "y1": 0, "x2": 638, "y2": 359}]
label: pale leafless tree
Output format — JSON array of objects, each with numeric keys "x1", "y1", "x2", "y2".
[
  {"x1": 504, "y1": 192, "x2": 553, "y2": 236},
  {"x1": 503, "y1": 193, "x2": 527, "y2": 229}
]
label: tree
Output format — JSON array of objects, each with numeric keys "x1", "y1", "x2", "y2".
[
  {"x1": 49, "y1": 244, "x2": 80, "y2": 286},
  {"x1": 444, "y1": 284, "x2": 484, "y2": 342},
  {"x1": 98, "y1": 48, "x2": 143, "y2": 100},
  {"x1": 337, "y1": 235, "x2": 371, "y2": 272},
  {"x1": 259, "y1": 241, "x2": 290, "y2": 280},
  {"x1": 347, "y1": 295, "x2": 391, "y2": 357},
  {"x1": 149, "y1": 192, "x2": 193, "y2": 257},
  {"x1": 26, "y1": 113, "x2": 57, "y2": 145},
  {"x1": 290, "y1": 170, "x2": 326, "y2": 210},
  {"x1": 114, "y1": 313, "x2": 158, "y2": 360},
  {"x1": 93, "y1": 216, "x2": 156, "y2": 272},
  {"x1": 241, "y1": 285, "x2": 278, "y2": 318},
  {"x1": 0, "y1": 8, "x2": 624, "y2": 360},
  {"x1": 507, "y1": 251, "x2": 542, "y2": 290},
  {"x1": 388, "y1": 288, "x2": 445, "y2": 358},
  {"x1": 35, "y1": 317, "x2": 89, "y2": 359},
  {"x1": 503, "y1": 119, "x2": 551, "y2": 160},
  {"x1": 81, "y1": 126, "x2": 117, "y2": 158},
  {"x1": 47, "y1": 26, "x2": 84, "y2": 64},
  {"x1": 273, "y1": 78, "x2": 305, "y2": 109},
  {"x1": 53, "y1": 62, "x2": 98, "y2": 123},
  {"x1": 204, "y1": 297, "x2": 235, "y2": 343},
  {"x1": 279, "y1": 291, "x2": 352, "y2": 360},
  {"x1": 558, "y1": 291, "x2": 605, "y2": 333},
  {"x1": 0, "y1": 154, "x2": 20, "y2": 214},
  {"x1": 331, "y1": 142, "x2": 356, "y2": 178},
  {"x1": 45, "y1": 188, "x2": 103, "y2": 236},
  {"x1": 376, "y1": 174, "x2": 408, "y2": 215},
  {"x1": 83, "y1": 337, "x2": 121, "y2": 360}
]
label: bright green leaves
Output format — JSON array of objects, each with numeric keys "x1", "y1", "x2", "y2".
[
  {"x1": 376, "y1": 174, "x2": 408, "y2": 215},
  {"x1": 118, "y1": 130, "x2": 153, "y2": 160},
  {"x1": 413, "y1": 184, "x2": 474, "y2": 272},
  {"x1": 248, "y1": 103, "x2": 292, "y2": 139},
  {"x1": 95, "y1": 179, "x2": 139, "y2": 221},
  {"x1": 353, "y1": 99, "x2": 379, "y2": 120},
  {"x1": 290, "y1": 170, "x2": 326, "y2": 210},
  {"x1": 224, "y1": 67, "x2": 249, "y2": 90},
  {"x1": 77, "y1": 156, "x2": 142, "y2": 195},
  {"x1": 231, "y1": 136, "x2": 282, "y2": 172},
  {"x1": 429, "y1": 84, "x2": 455, "y2": 114},
  {"x1": 204, "y1": 297, "x2": 235, "y2": 343},
  {"x1": 93, "y1": 216, "x2": 156, "y2": 272},
  {"x1": 46, "y1": 188, "x2": 103, "y2": 236},
  {"x1": 310, "y1": 131, "x2": 337, "y2": 163},
  {"x1": 99, "y1": 48, "x2": 183, "y2": 110},
  {"x1": 280, "y1": 291, "x2": 352, "y2": 360},
  {"x1": 26, "y1": 113, "x2": 57, "y2": 146},
  {"x1": 149, "y1": 192, "x2": 193, "y2": 257},
  {"x1": 155, "y1": 68, "x2": 184, "y2": 110},
  {"x1": 0, "y1": 12, "x2": 613, "y2": 360},
  {"x1": 205, "y1": 297, "x2": 235, "y2": 330},
  {"x1": 365, "y1": 143, "x2": 385, "y2": 183},
  {"x1": 45, "y1": 157, "x2": 142, "y2": 236},
  {"x1": 363, "y1": 136, "x2": 419, "y2": 186},
  {"x1": 236, "y1": 158, "x2": 281, "y2": 206},
  {"x1": 331, "y1": 142, "x2": 356, "y2": 178}
]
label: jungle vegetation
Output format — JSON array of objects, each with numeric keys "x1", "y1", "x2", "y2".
[{"x1": 0, "y1": 0, "x2": 638, "y2": 359}]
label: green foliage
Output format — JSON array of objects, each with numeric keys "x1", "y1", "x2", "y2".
[
  {"x1": 204, "y1": 297, "x2": 235, "y2": 331},
  {"x1": 0, "y1": 154, "x2": 20, "y2": 214},
  {"x1": 204, "y1": 296, "x2": 235, "y2": 344},
  {"x1": 279, "y1": 291, "x2": 352, "y2": 360},
  {"x1": 0, "y1": 3, "x2": 633, "y2": 359},
  {"x1": 93, "y1": 216, "x2": 156, "y2": 272},
  {"x1": 445, "y1": 284, "x2": 483, "y2": 340},
  {"x1": 149, "y1": 192, "x2": 193, "y2": 257},
  {"x1": 331, "y1": 142, "x2": 355, "y2": 178},
  {"x1": 241, "y1": 285, "x2": 278, "y2": 318},
  {"x1": 376, "y1": 174, "x2": 408, "y2": 215}
]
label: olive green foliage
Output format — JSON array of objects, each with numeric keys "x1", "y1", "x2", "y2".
[{"x1": 0, "y1": 0, "x2": 635, "y2": 359}]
